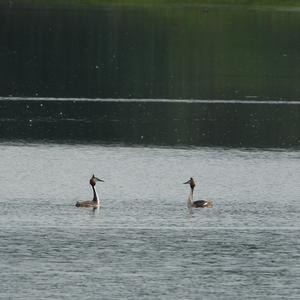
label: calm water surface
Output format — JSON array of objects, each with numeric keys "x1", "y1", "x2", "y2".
[
  {"x1": 1, "y1": 98, "x2": 300, "y2": 148},
  {"x1": 1, "y1": 2, "x2": 300, "y2": 99},
  {"x1": 1, "y1": 1, "x2": 300, "y2": 298},
  {"x1": 0, "y1": 143, "x2": 299, "y2": 299}
]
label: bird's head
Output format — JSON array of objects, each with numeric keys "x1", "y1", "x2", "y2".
[
  {"x1": 183, "y1": 177, "x2": 196, "y2": 190},
  {"x1": 90, "y1": 174, "x2": 104, "y2": 186}
]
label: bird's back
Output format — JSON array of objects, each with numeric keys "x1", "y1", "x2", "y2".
[
  {"x1": 193, "y1": 200, "x2": 213, "y2": 208},
  {"x1": 75, "y1": 200, "x2": 100, "y2": 208}
]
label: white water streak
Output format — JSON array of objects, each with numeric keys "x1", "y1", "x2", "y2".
[{"x1": 1, "y1": 97, "x2": 300, "y2": 105}]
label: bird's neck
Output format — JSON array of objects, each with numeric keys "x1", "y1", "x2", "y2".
[
  {"x1": 187, "y1": 188, "x2": 194, "y2": 206},
  {"x1": 92, "y1": 185, "x2": 100, "y2": 204}
]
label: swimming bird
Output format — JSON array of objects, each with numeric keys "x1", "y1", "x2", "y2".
[
  {"x1": 183, "y1": 177, "x2": 213, "y2": 208},
  {"x1": 75, "y1": 175, "x2": 104, "y2": 208}
]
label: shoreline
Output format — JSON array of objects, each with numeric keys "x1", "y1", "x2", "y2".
[{"x1": 3, "y1": 0, "x2": 300, "y2": 9}]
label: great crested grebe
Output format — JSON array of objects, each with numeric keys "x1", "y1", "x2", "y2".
[
  {"x1": 184, "y1": 177, "x2": 213, "y2": 208},
  {"x1": 75, "y1": 175, "x2": 104, "y2": 208}
]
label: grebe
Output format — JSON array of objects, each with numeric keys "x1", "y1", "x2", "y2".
[
  {"x1": 75, "y1": 175, "x2": 104, "y2": 208},
  {"x1": 183, "y1": 177, "x2": 213, "y2": 208}
]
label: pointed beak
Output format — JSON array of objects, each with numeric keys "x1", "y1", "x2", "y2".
[
  {"x1": 183, "y1": 180, "x2": 190, "y2": 184},
  {"x1": 95, "y1": 177, "x2": 104, "y2": 182}
]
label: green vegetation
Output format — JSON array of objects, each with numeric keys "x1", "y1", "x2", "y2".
[{"x1": 7, "y1": 0, "x2": 300, "y2": 8}]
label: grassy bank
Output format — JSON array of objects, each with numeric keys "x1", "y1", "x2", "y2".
[{"x1": 5, "y1": 0, "x2": 300, "y2": 8}]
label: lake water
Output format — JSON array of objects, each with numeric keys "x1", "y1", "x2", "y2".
[
  {"x1": 1, "y1": 98, "x2": 300, "y2": 148},
  {"x1": 0, "y1": 142, "x2": 299, "y2": 299},
  {"x1": 1, "y1": 1, "x2": 300, "y2": 100},
  {"x1": 1, "y1": 1, "x2": 300, "y2": 298}
]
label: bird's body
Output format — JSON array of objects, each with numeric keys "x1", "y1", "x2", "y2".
[
  {"x1": 75, "y1": 200, "x2": 99, "y2": 208},
  {"x1": 75, "y1": 175, "x2": 104, "y2": 208},
  {"x1": 192, "y1": 199, "x2": 213, "y2": 208},
  {"x1": 184, "y1": 177, "x2": 213, "y2": 208}
]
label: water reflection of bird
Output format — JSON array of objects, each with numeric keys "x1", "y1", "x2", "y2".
[
  {"x1": 184, "y1": 177, "x2": 213, "y2": 208},
  {"x1": 75, "y1": 175, "x2": 104, "y2": 208}
]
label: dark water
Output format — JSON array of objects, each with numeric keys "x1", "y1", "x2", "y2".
[
  {"x1": 0, "y1": 143, "x2": 299, "y2": 299},
  {"x1": 1, "y1": 98, "x2": 300, "y2": 148},
  {"x1": 1, "y1": 1, "x2": 300, "y2": 99}
]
